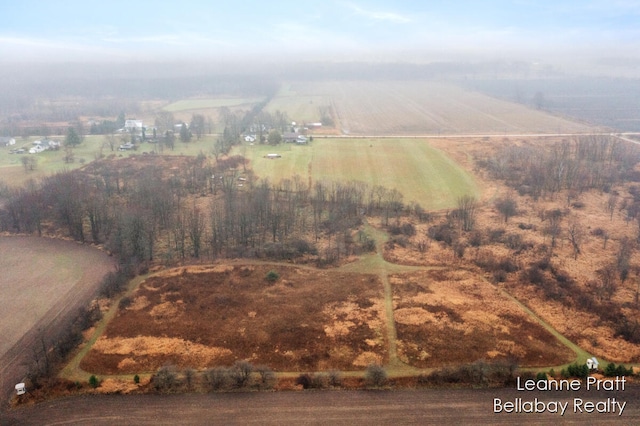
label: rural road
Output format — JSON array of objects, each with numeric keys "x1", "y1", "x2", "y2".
[
  {"x1": 320, "y1": 132, "x2": 640, "y2": 140},
  {"x1": 4, "y1": 386, "x2": 640, "y2": 425}
]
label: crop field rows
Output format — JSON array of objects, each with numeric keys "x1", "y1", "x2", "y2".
[{"x1": 272, "y1": 81, "x2": 595, "y2": 136}]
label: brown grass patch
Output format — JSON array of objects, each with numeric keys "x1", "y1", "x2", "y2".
[
  {"x1": 82, "y1": 265, "x2": 387, "y2": 374},
  {"x1": 391, "y1": 268, "x2": 575, "y2": 368},
  {"x1": 381, "y1": 137, "x2": 640, "y2": 364}
]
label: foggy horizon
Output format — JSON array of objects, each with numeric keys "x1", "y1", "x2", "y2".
[{"x1": 1, "y1": 1, "x2": 639, "y2": 77}]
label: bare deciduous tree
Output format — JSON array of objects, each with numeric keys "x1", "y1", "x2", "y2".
[
  {"x1": 495, "y1": 195, "x2": 518, "y2": 223},
  {"x1": 455, "y1": 195, "x2": 478, "y2": 231},
  {"x1": 566, "y1": 219, "x2": 584, "y2": 260},
  {"x1": 607, "y1": 194, "x2": 618, "y2": 221}
]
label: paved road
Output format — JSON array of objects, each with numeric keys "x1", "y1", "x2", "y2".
[{"x1": 3, "y1": 386, "x2": 640, "y2": 425}]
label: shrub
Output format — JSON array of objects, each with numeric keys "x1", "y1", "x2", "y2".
[
  {"x1": 504, "y1": 233, "x2": 522, "y2": 250},
  {"x1": 183, "y1": 368, "x2": 196, "y2": 390},
  {"x1": 295, "y1": 373, "x2": 329, "y2": 389},
  {"x1": 230, "y1": 360, "x2": 254, "y2": 388},
  {"x1": 118, "y1": 296, "x2": 132, "y2": 309},
  {"x1": 400, "y1": 222, "x2": 416, "y2": 236},
  {"x1": 453, "y1": 241, "x2": 466, "y2": 258},
  {"x1": 89, "y1": 375, "x2": 100, "y2": 388},
  {"x1": 265, "y1": 270, "x2": 279, "y2": 283},
  {"x1": 361, "y1": 237, "x2": 376, "y2": 252},
  {"x1": 604, "y1": 363, "x2": 634, "y2": 377},
  {"x1": 523, "y1": 265, "x2": 545, "y2": 285},
  {"x1": 133, "y1": 374, "x2": 140, "y2": 384},
  {"x1": 328, "y1": 370, "x2": 343, "y2": 387},
  {"x1": 469, "y1": 231, "x2": 483, "y2": 247},
  {"x1": 256, "y1": 365, "x2": 276, "y2": 389},
  {"x1": 365, "y1": 364, "x2": 387, "y2": 388},
  {"x1": 488, "y1": 228, "x2": 506, "y2": 243},
  {"x1": 492, "y1": 270, "x2": 508, "y2": 283},
  {"x1": 498, "y1": 258, "x2": 519, "y2": 273},
  {"x1": 262, "y1": 239, "x2": 317, "y2": 260},
  {"x1": 153, "y1": 365, "x2": 178, "y2": 392},
  {"x1": 428, "y1": 224, "x2": 454, "y2": 245},
  {"x1": 566, "y1": 363, "x2": 589, "y2": 378},
  {"x1": 296, "y1": 374, "x2": 312, "y2": 389},
  {"x1": 419, "y1": 360, "x2": 518, "y2": 387},
  {"x1": 388, "y1": 235, "x2": 409, "y2": 248},
  {"x1": 416, "y1": 239, "x2": 430, "y2": 253},
  {"x1": 204, "y1": 367, "x2": 230, "y2": 391},
  {"x1": 474, "y1": 249, "x2": 497, "y2": 269}
]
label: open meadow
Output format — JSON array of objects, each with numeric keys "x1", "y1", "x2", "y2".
[
  {"x1": 4, "y1": 78, "x2": 636, "y2": 408},
  {"x1": 236, "y1": 138, "x2": 479, "y2": 209}
]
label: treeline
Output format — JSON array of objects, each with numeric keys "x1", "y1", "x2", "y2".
[
  {"x1": 0, "y1": 66, "x2": 279, "y2": 136},
  {"x1": 0, "y1": 155, "x2": 409, "y2": 268},
  {"x1": 478, "y1": 136, "x2": 640, "y2": 198}
]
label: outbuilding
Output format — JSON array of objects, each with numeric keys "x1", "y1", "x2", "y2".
[{"x1": 15, "y1": 383, "x2": 26, "y2": 395}]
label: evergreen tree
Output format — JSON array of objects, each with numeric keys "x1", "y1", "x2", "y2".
[
  {"x1": 180, "y1": 122, "x2": 191, "y2": 143},
  {"x1": 65, "y1": 127, "x2": 81, "y2": 147}
]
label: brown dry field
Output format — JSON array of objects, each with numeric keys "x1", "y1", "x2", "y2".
[
  {"x1": 0, "y1": 236, "x2": 114, "y2": 402},
  {"x1": 386, "y1": 136, "x2": 640, "y2": 364},
  {"x1": 391, "y1": 268, "x2": 575, "y2": 368},
  {"x1": 282, "y1": 81, "x2": 597, "y2": 136},
  {"x1": 6, "y1": 387, "x2": 640, "y2": 425},
  {"x1": 81, "y1": 264, "x2": 388, "y2": 374},
  {"x1": 74, "y1": 135, "x2": 640, "y2": 378}
]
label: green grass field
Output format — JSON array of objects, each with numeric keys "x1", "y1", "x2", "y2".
[
  {"x1": 163, "y1": 97, "x2": 265, "y2": 112},
  {"x1": 0, "y1": 135, "x2": 222, "y2": 186},
  {"x1": 235, "y1": 138, "x2": 479, "y2": 210},
  {"x1": 1, "y1": 135, "x2": 478, "y2": 210},
  {"x1": 264, "y1": 84, "x2": 330, "y2": 124}
]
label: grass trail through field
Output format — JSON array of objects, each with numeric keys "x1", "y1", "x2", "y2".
[
  {"x1": 61, "y1": 223, "x2": 594, "y2": 383},
  {"x1": 61, "y1": 274, "x2": 149, "y2": 382},
  {"x1": 336, "y1": 221, "x2": 592, "y2": 376}
]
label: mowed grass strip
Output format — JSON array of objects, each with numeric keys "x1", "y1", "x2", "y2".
[{"x1": 238, "y1": 138, "x2": 479, "y2": 210}]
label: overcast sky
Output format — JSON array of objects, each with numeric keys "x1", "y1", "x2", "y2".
[{"x1": 1, "y1": 0, "x2": 639, "y2": 71}]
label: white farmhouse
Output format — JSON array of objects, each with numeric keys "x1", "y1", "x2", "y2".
[
  {"x1": 124, "y1": 120, "x2": 143, "y2": 133},
  {"x1": 29, "y1": 145, "x2": 46, "y2": 154}
]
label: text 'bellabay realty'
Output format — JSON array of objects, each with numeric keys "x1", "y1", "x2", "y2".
[{"x1": 494, "y1": 376, "x2": 628, "y2": 416}]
